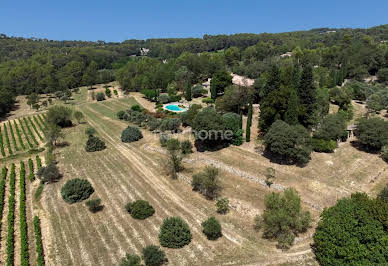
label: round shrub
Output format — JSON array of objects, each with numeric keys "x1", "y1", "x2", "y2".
[
  {"x1": 180, "y1": 140, "x2": 193, "y2": 154},
  {"x1": 61, "y1": 178, "x2": 94, "y2": 204},
  {"x1": 216, "y1": 198, "x2": 229, "y2": 214},
  {"x1": 37, "y1": 163, "x2": 61, "y2": 183},
  {"x1": 85, "y1": 198, "x2": 103, "y2": 213},
  {"x1": 121, "y1": 126, "x2": 143, "y2": 143},
  {"x1": 131, "y1": 104, "x2": 142, "y2": 112},
  {"x1": 311, "y1": 138, "x2": 337, "y2": 153},
  {"x1": 96, "y1": 92, "x2": 105, "y2": 101},
  {"x1": 126, "y1": 200, "x2": 155, "y2": 220},
  {"x1": 159, "y1": 134, "x2": 169, "y2": 147},
  {"x1": 117, "y1": 110, "x2": 126, "y2": 120},
  {"x1": 85, "y1": 126, "x2": 96, "y2": 136},
  {"x1": 85, "y1": 135, "x2": 106, "y2": 152},
  {"x1": 142, "y1": 245, "x2": 166, "y2": 266},
  {"x1": 119, "y1": 253, "x2": 141, "y2": 266},
  {"x1": 202, "y1": 216, "x2": 222, "y2": 240},
  {"x1": 159, "y1": 217, "x2": 192, "y2": 248},
  {"x1": 166, "y1": 138, "x2": 180, "y2": 151}
]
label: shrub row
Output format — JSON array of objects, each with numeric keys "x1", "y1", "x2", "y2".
[
  {"x1": 28, "y1": 158, "x2": 35, "y2": 181},
  {"x1": 8, "y1": 121, "x2": 19, "y2": 151},
  {"x1": 23, "y1": 117, "x2": 39, "y2": 145},
  {"x1": 13, "y1": 120, "x2": 26, "y2": 150},
  {"x1": 37, "y1": 115, "x2": 47, "y2": 130},
  {"x1": 28, "y1": 116, "x2": 44, "y2": 141},
  {"x1": 18, "y1": 119, "x2": 34, "y2": 148},
  {"x1": 6, "y1": 163, "x2": 16, "y2": 266},
  {"x1": 36, "y1": 155, "x2": 42, "y2": 170},
  {"x1": 19, "y1": 161, "x2": 29, "y2": 266},
  {"x1": 117, "y1": 109, "x2": 181, "y2": 133},
  {"x1": 0, "y1": 167, "x2": 7, "y2": 233},
  {"x1": 33, "y1": 216, "x2": 45, "y2": 266},
  {"x1": 0, "y1": 126, "x2": 5, "y2": 156},
  {"x1": 33, "y1": 116, "x2": 45, "y2": 135},
  {"x1": 3, "y1": 124, "x2": 13, "y2": 155}
]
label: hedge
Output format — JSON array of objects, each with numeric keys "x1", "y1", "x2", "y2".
[
  {"x1": 6, "y1": 163, "x2": 16, "y2": 266},
  {"x1": 28, "y1": 158, "x2": 35, "y2": 181},
  {"x1": 18, "y1": 119, "x2": 34, "y2": 148},
  {"x1": 33, "y1": 216, "x2": 45, "y2": 266},
  {"x1": 0, "y1": 126, "x2": 5, "y2": 156},
  {"x1": 23, "y1": 117, "x2": 39, "y2": 145},
  {"x1": 3, "y1": 124, "x2": 13, "y2": 155},
  {"x1": 8, "y1": 121, "x2": 19, "y2": 151},
  {"x1": 19, "y1": 161, "x2": 29, "y2": 266},
  {"x1": 13, "y1": 120, "x2": 26, "y2": 150},
  {"x1": 28, "y1": 116, "x2": 44, "y2": 141}
]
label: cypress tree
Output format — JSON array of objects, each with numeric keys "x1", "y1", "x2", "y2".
[
  {"x1": 298, "y1": 64, "x2": 317, "y2": 127},
  {"x1": 210, "y1": 80, "x2": 217, "y2": 100},
  {"x1": 284, "y1": 89, "x2": 300, "y2": 125},
  {"x1": 185, "y1": 81, "x2": 192, "y2": 101},
  {"x1": 246, "y1": 101, "x2": 253, "y2": 142},
  {"x1": 262, "y1": 65, "x2": 281, "y2": 99}
]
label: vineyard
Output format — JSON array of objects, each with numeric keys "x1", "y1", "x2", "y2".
[
  {"x1": 0, "y1": 156, "x2": 45, "y2": 265},
  {"x1": 0, "y1": 114, "x2": 47, "y2": 158}
]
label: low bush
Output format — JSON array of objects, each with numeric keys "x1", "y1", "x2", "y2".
[
  {"x1": 37, "y1": 164, "x2": 61, "y2": 183},
  {"x1": 160, "y1": 118, "x2": 180, "y2": 133},
  {"x1": 126, "y1": 200, "x2": 155, "y2": 220},
  {"x1": 85, "y1": 126, "x2": 96, "y2": 136},
  {"x1": 202, "y1": 98, "x2": 215, "y2": 104},
  {"x1": 119, "y1": 253, "x2": 141, "y2": 266},
  {"x1": 378, "y1": 183, "x2": 388, "y2": 202},
  {"x1": 121, "y1": 126, "x2": 143, "y2": 143},
  {"x1": 96, "y1": 92, "x2": 105, "y2": 101},
  {"x1": 142, "y1": 245, "x2": 166, "y2": 266},
  {"x1": 311, "y1": 138, "x2": 337, "y2": 153},
  {"x1": 192, "y1": 85, "x2": 206, "y2": 98},
  {"x1": 166, "y1": 138, "x2": 180, "y2": 151},
  {"x1": 216, "y1": 198, "x2": 229, "y2": 214},
  {"x1": 148, "y1": 118, "x2": 162, "y2": 131},
  {"x1": 131, "y1": 105, "x2": 142, "y2": 112},
  {"x1": 36, "y1": 155, "x2": 42, "y2": 170},
  {"x1": 85, "y1": 198, "x2": 103, "y2": 213},
  {"x1": 180, "y1": 140, "x2": 193, "y2": 154},
  {"x1": 117, "y1": 110, "x2": 126, "y2": 120},
  {"x1": 159, "y1": 217, "x2": 192, "y2": 248},
  {"x1": 202, "y1": 216, "x2": 222, "y2": 240},
  {"x1": 61, "y1": 178, "x2": 94, "y2": 204},
  {"x1": 158, "y1": 94, "x2": 170, "y2": 104},
  {"x1": 192, "y1": 166, "x2": 220, "y2": 200},
  {"x1": 85, "y1": 135, "x2": 106, "y2": 152},
  {"x1": 159, "y1": 134, "x2": 169, "y2": 147}
]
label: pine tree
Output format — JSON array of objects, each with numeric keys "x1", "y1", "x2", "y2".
[
  {"x1": 262, "y1": 65, "x2": 281, "y2": 99},
  {"x1": 284, "y1": 89, "x2": 299, "y2": 125},
  {"x1": 185, "y1": 81, "x2": 192, "y2": 101},
  {"x1": 298, "y1": 64, "x2": 317, "y2": 127},
  {"x1": 246, "y1": 101, "x2": 253, "y2": 142}
]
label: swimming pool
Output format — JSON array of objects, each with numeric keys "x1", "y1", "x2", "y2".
[{"x1": 164, "y1": 104, "x2": 187, "y2": 112}]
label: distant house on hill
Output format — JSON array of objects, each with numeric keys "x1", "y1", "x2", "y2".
[
  {"x1": 140, "y1": 48, "x2": 150, "y2": 56},
  {"x1": 280, "y1": 52, "x2": 292, "y2": 58}
]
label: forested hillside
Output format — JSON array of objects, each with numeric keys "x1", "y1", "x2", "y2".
[{"x1": 1, "y1": 24, "x2": 388, "y2": 117}]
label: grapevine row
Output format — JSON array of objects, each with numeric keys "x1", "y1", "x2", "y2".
[
  {"x1": 22, "y1": 117, "x2": 39, "y2": 145},
  {"x1": 36, "y1": 155, "x2": 42, "y2": 170},
  {"x1": 0, "y1": 166, "x2": 7, "y2": 235},
  {"x1": 13, "y1": 120, "x2": 26, "y2": 150},
  {"x1": 33, "y1": 116, "x2": 45, "y2": 136},
  {"x1": 3, "y1": 124, "x2": 13, "y2": 155},
  {"x1": 20, "y1": 161, "x2": 29, "y2": 266},
  {"x1": 33, "y1": 216, "x2": 45, "y2": 266},
  {"x1": 28, "y1": 158, "x2": 35, "y2": 181},
  {"x1": 0, "y1": 126, "x2": 5, "y2": 156},
  {"x1": 27, "y1": 117, "x2": 43, "y2": 141},
  {"x1": 8, "y1": 121, "x2": 19, "y2": 152},
  {"x1": 18, "y1": 119, "x2": 34, "y2": 148},
  {"x1": 6, "y1": 163, "x2": 16, "y2": 266}
]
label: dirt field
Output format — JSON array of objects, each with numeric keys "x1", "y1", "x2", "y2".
[{"x1": 2, "y1": 85, "x2": 387, "y2": 265}]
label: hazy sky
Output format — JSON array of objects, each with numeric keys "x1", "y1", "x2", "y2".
[{"x1": 1, "y1": 0, "x2": 388, "y2": 42}]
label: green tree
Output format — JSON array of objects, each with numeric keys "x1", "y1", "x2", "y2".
[
  {"x1": 202, "y1": 216, "x2": 222, "y2": 240},
  {"x1": 298, "y1": 64, "x2": 317, "y2": 127},
  {"x1": 46, "y1": 105, "x2": 73, "y2": 127},
  {"x1": 61, "y1": 178, "x2": 94, "y2": 204},
  {"x1": 45, "y1": 123, "x2": 64, "y2": 146},
  {"x1": 210, "y1": 71, "x2": 232, "y2": 99},
  {"x1": 119, "y1": 253, "x2": 141, "y2": 266},
  {"x1": 264, "y1": 120, "x2": 312, "y2": 165},
  {"x1": 313, "y1": 193, "x2": 388, "y2": 265},
  {"x1": 159, "y1": 217, "x2": 192, "y2": 248},
  {"x1": 314, "y1": 113, "x2": 347, "y2": 141},
  {"x1": 185, "y1": 81, "x2": 192, "y2": 101},
  {"x1": 82, "y1": 61, "x2": 98, "y2": 89},
  {"x1": 73, "y1": 111, "x2": 84, "y2": 124},
  {"x1": 246, "y1": 101, "x2": 253, "y2": 142},
  {"x1": 259, "y1": 188, "x2": 311, "y2": 250},
  {"x1": 191, "y1": 166, "x2": 220, "y2": 200},
  {"x1": 142, "y1": 245, "x2": 166, "y2": 266},
  {"x1": 284, "y1": 89, "x2": 299, "y2": 125},
  {"x1": 354, "y1": 117, "x2": 388, "y2": 151}
]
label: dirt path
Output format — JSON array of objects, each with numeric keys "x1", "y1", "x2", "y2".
[{"x1": 128, "y1": 92, "x2": 156, "y2": 112}]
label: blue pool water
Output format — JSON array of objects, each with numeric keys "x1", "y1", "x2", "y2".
[{"x1": 165, "y1": 104, "x2": 186, "y2": 112}]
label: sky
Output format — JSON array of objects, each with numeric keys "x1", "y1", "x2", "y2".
[{"x1": 1, "y1": 0, "x2": 388, "y2": 42}]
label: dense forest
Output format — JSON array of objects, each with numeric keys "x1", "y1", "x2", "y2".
[{"x1": 1, "y1": 24, "x2": 388, "y2": 117}]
